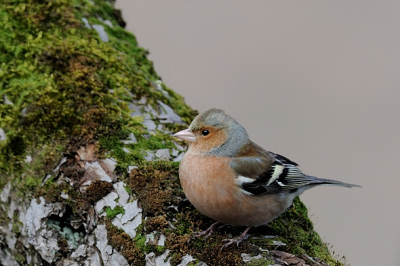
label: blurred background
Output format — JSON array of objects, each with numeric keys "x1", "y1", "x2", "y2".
[{"x1": 116, "y1": 1, "x2": 400, "y2": 265}]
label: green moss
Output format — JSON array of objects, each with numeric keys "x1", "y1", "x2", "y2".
[
  {"x1": 106, "y1": 221, "x2": 146, "y2": 265},
  {"x1": 0, "y1": 0, "x2": 193, "y2": 196},
  {"x1": 14, "y1": 253, "x2": 26, "y2": 264},
  {"x1": 246, "y1": 197, "x2": 346, "y2": 266},
  {"x1": 244, "y1": 258, "x2": 274, "y2": 266},
  {"x1": 24, "y1": 176, "x2": 40, "y2": 188},
  {"x1": 134, "y1": 231, "x2": 168, "y2": 256},
  {"x1": 98, "y1": 130, "x2": 179, "y2": 171},
  {"x1": 134, "y1": 233, "x2": 147, "y2": 249},
  {"x1": 105, "y1": 206, "x2": 125, "y2": 219},
  {"x1": 156, "y1": 245, "x2": 166, "y2": 253}
]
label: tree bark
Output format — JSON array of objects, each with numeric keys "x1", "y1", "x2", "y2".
[{"x1": 0, "y1": 1, "x2": 345, "y2": 265}]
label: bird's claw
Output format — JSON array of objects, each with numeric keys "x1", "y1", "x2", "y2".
[
  {"x1": 188, "y1": 221, "x2": 222, "y2": 242},
  {"x1": 220, "y1": 234, "x2": 249, "y2": 250},
  {"x1": 219, "y1": 226, "x2": 252, "y2": 251},
  {"x1": 191, "y1": 229, "x2": 213, "y2": 240}
]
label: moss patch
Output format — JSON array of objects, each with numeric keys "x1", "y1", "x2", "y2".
[
  {"x1": 145, "y1": 215, "x2": 169, "y2": 232},
  {"x1": 127, "y1": 161, "x2": 183, "y2": 217},
  {"x1": 106, "y1": 221, "x2": 146, "y2": 266},
  {"x1": 105, "y1": 206, "x2": 125, "y2": 219},
  {"x1": 0, "y1": 0, "x2": 194, "y2": 196},
  {"x1": 249, "y1": 197, "x2": 346, "y2": 265},
  {"x1": 85, "y1": 180, "x2": 113, "y2": 203}
]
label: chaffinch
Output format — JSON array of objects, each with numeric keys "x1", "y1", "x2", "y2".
[{"x1": 173, "y1": 108, "x2": 359, "y2": 248}]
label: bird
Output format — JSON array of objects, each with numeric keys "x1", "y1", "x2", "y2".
[{"x1": 173, "y1": 108, "x2": 360, "y2": 249}]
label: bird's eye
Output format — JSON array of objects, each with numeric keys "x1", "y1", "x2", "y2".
[{"x1": 201, "y1": 130, "x2": 210, "y2": 136}]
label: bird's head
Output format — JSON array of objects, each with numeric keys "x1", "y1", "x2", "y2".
[{"x1": 173, "y1": 108, "x2": 249, "y2": 156}]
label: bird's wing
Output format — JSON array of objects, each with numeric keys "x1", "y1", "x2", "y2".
[
  {"x1": 230, "y1": 149, "x2": 359, "y2": 196},
  {"x1": 230, "y1": 152, "x2": 310, "y2": 195}
]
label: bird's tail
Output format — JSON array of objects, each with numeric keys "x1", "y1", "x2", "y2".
[{"x1": 307, "y1": 176, "x2": 361, "y2": 188}]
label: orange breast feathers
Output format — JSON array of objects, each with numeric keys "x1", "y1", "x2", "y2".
[
  {"x1": 179, "y1": 154, "x2": 246, "y2": 224},
  {"x1": 179, "y1": 154, "x2": 291, "y2": 226}
]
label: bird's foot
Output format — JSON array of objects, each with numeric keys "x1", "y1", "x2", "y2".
[
  {"x1": 190, "y1": 221, "x2": 222, "y2": 241},
  {"x1": 220, "y1": 226, "x2": 252, "y2": 250}
]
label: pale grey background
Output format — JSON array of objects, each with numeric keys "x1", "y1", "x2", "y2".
[{"x1": 116, "y1": 1, "x2": 400, "y2": 265}]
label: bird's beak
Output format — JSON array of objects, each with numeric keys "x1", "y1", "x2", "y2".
[{"x1": 173, "y1": 128, "x2": 196, "y2": 143}]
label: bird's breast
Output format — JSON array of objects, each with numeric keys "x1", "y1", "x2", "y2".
[
  {"x1": 179, "y1": 154, "x2": 291, "y2": 226},
  {"x1": 179, "y1": 154, "x2": 239, "y2": 217}
]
